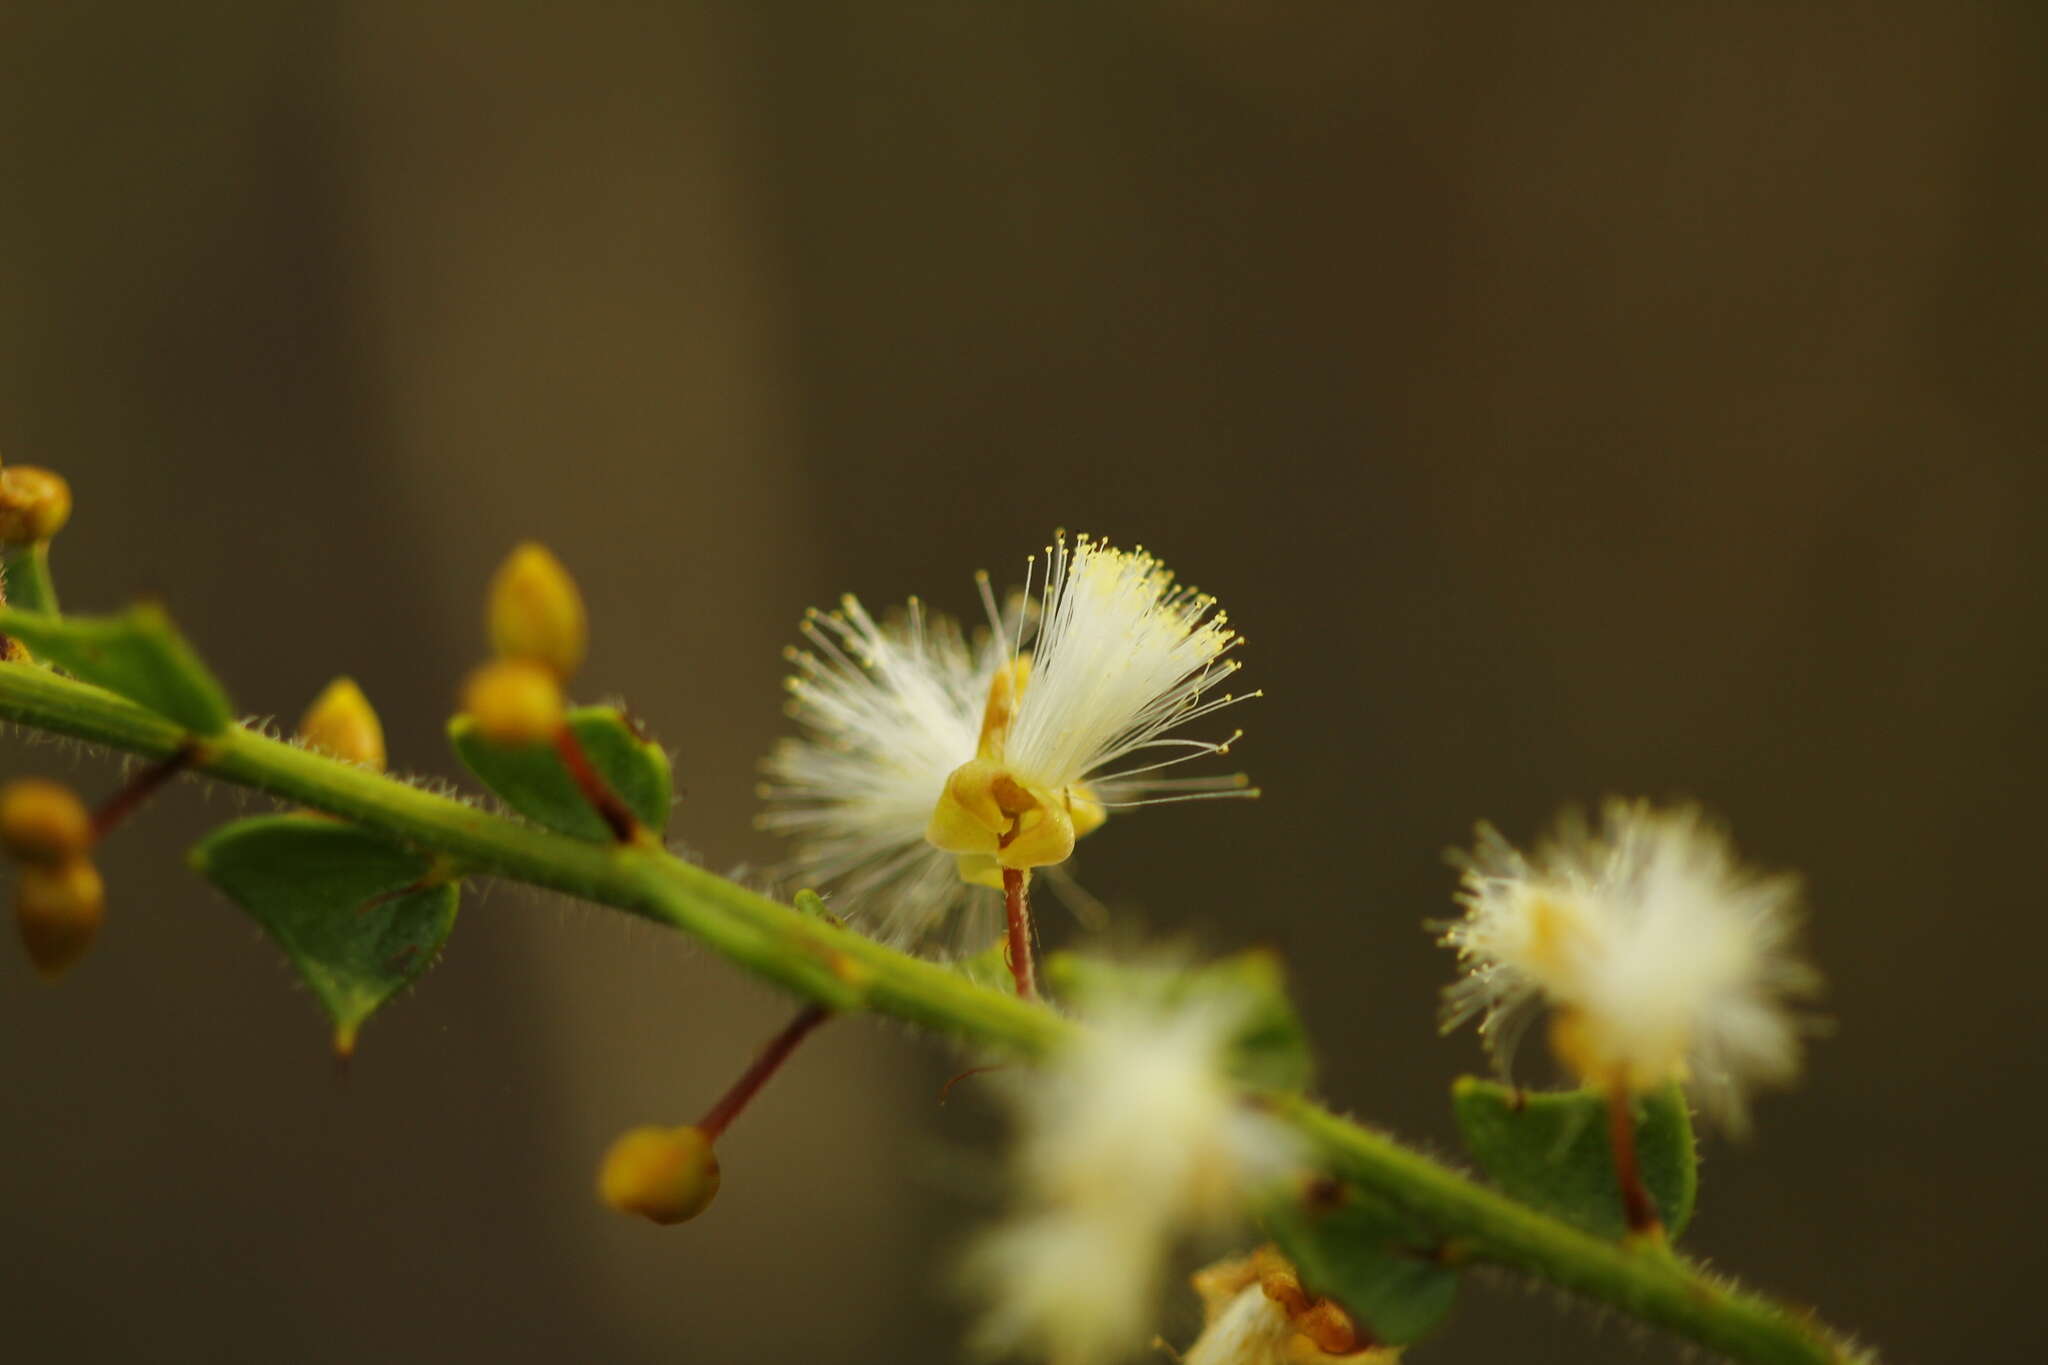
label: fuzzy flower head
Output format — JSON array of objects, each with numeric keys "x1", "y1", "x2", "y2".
[
  {"x1": 758, "y1": 594, "x2": 1004, "y2": 942},
  {"x1": 927, "y1": 533, "x2": 1253, "y2": 879},
  {"x1": 1439, "y1": 800, "x2": 1820, "y2": 1129},
  {"x1": 962, "y1": 1002, "x2": 1300, "y2": 1365},
  {"x1": 760, "y1": 534, "x2": 1252, "y2": 943}
]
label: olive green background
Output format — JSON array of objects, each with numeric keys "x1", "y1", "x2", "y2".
[{"x1": 3, "y1": 4, "x2": 2041, "y2": 1362}]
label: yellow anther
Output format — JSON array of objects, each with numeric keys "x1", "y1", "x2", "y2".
[
  {"x1": 461, "y1": 658, "x2": 565, "y2": 746},
  {"x1": 0, "y1": 466, "x2": 73, "y2": 544},
  {"x1": 297, "y1": 677, "x2": 388, "y2": 771},
  {"x1": 487, "y1": 542, "x2": 587, "y2": 679},
  {"x1": 0, "y1": 778, "x2": 94, "y2": 865},
  {"x1": 16, "y1": 858, "x2": 106, "y2": 977},
  {"x1": 598, "y1": 1124, "x2": 721, "y2": 1225}
]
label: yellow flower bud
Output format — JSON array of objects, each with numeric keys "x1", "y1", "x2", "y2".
[
  {"x1": 0, "y1": 778, "x2": 94, "y2": 865},
  {"x1": 297, "y1": 677, "x2": 388, "y2": 771},
  {"x1": 16, "y1": 858, "x2": 105, "y2": 977},
  {"x1": 461, "y1": 658, "x2": 565, "y2": 746},
  {"x1": 598, "y1": 1124, "x2": 721, "y2": 1225},
  {"x1": 0, "y1": 466, "x2": 73, "y2": 543},
  {"x1": 488, "y1": 542, "x2": 587, "y2": 679}
]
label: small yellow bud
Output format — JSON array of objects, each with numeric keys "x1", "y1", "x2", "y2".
[
  {"x1": 488, "y1": 542, "x2": 587, "y2": 679},
  {"x1": 0, "y1": 466, "x2": 73, "y2": 543},
  {"x1": 598, "y1": 1124, "x2": 721, "y2": 1225},
  {"x1": 0, "y1": 778, "x2": 95, "y2": 865},
  {"x1": 16, "y1": 858, "x2": 106, "y2": 977},
  {"x1": 461, "y1": 658, "x2": 565, "y2": 746},
  {"x1": 298, "y1": 677, "x2": 388, "y2": 771}
]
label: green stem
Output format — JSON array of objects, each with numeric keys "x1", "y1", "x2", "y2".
[
  {"x1": 0, "y1": 660, "x2": 1862, "y2": 1365},
  {"x1": 1280, "y1": 1099, "x2": 1855, "y2": 1364},
  {"x1": 1, "y1": 542, "x2": 61, "y2": 615}
]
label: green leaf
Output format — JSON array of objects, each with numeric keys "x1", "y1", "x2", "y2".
[
  {"x1": 0, "y1": 602, "x2": 230, "y2": 733},
  {"x1": 1264, "y1": 1183, "x2": 1461, "y2": 1346},
  {"x1": 950, "y1": 934, "x2": 1014, "y2": 993},
  {"x1": 191, "y1": 815, "x2": 458, "y2": 1056},
  {"x1": 1041, "y1": 949, "x2": 1314, "y2": 1092},
  {"x1": 448, "y1": 705, "x2": 671, "y2": 841},
  {"x1": 1451, "y1": 1077, "x2": 1698, "y2": 1240}
]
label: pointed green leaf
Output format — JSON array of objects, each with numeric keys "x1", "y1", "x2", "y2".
[
  {"x1": 0, "y1": 603, "x2": 230, "y2": 733},
  {"x1": 1264, "y1": 1183, "x2": 1461, "y2": 1346},
  {"x1": 448, "y1": 705, "x2": 671, "y2": 841},
  {"x1": 1042, "y1": 949, "x2": 1314, "y2": 1092},
  {"x1": 191, "y1": 815, "x2": 458, "y2": 1055},
  {"x1": 1451, "y1": 1077, "x2": 1697, "y2": 1239}
]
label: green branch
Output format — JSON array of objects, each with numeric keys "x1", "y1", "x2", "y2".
[{"x1": 0, "y1": 660, "x2": 1859, "y2": 1365}]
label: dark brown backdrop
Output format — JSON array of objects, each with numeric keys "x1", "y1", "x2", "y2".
[{"x1": 3, "y1": 4, "x2": 2042, "y2": 1362}]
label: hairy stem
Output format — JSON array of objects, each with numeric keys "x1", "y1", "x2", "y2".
[
  {"x1": 0, "y1": 660, "x2": 1861, "y2": 1365},
  {"x1": 697, "y1": 1004, "x2": 832, "y2": 1138},
  {"x1": 1001, "y1": 865, "x2": 1036, "y2": 999},
  {"x1": 1606, "y1": 1080, "x2": 1663, "y2": 1239}
]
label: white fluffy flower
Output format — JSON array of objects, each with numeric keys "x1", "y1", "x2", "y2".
[
  {"x1": 1440, "y1": 800, "x2": 1820, "y2": 1128},
  {"x1": 962, "y1": 1005, "x2": 1300, "y2": 1365},
  {"x1": 757, "y1": 593, "x2": 1002, "y2": 943},
  {"x1": 760, "y1": 534, "x2": 1253, "y2": 943}
]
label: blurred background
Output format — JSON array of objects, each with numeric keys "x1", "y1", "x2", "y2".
[{"x1": 3, "y1": 3, "x2": 2042, "y2": 1362}]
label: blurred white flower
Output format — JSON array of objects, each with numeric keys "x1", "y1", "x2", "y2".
[
  {"x1": 1439, "y1": 799, "x2": 1820, "y2": 1128},
  {"x1": 760, "y1": 534, "x2": 1253, "y2": 945},
  {"x1": 963, "y1": 1004, "x2": 1299, "y2": 1364}
]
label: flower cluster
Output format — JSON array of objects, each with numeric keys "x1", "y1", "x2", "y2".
[
  {"x1": 760, "y1": 533, "x2": 1252, "y2": 945},
  {"x1": 960, "y1": 1003, "x2": 1300, "y2": 1365},
  {"x1": 1439, "y1": 799, "x2": 1819, "y2": 1127}
]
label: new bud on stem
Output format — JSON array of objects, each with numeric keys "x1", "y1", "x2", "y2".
[
  {"x1": 0, "y1": 778, "x2": 94, "y2": 865},
  {"x1": 0, "y1": 465, "x2": 73, "y2": 544},
  {"x1": 598, "y1": 1125, "x2": 721, "y2": 1225},
  {"x1": 16, "y1": 858, "x2": 106, "y2": 977},
  {"x1": 488, "y1": 543, "x2": 586, "y2": 679},
  {"x1": 461, "y1": 659, "x2": 566, "y2": 746},
  {"x1": 298, "y1": 677, "x2": 387, "y2": 771}
]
